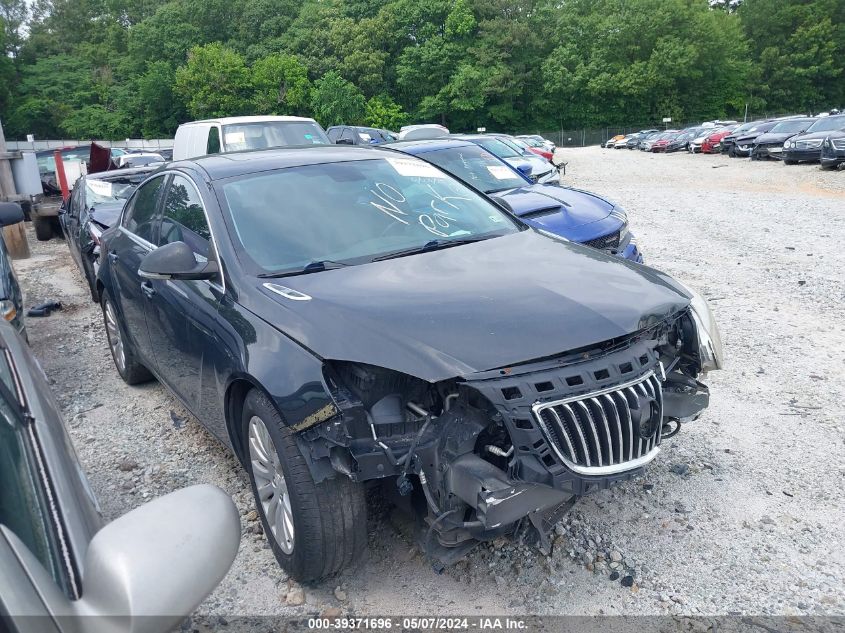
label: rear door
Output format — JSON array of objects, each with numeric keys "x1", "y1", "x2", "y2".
[
  {"x1": 61, "y1": 184, "x2": 84, "y2": 270},
  {"x1": 108, "y1": 175, "x2": 166, "y2": 367},
  {"x1": 144, "y1": 173, "x2": 225, "y2": 414}
]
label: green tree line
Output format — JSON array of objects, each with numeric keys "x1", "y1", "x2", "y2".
[{"x1": 0, "y1": 0, "x2": 842, "y2": 139}]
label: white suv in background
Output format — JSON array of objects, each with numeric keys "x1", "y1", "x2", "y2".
[{"x1": 172, "y1": 116, "x2": 330, "y2": 160}]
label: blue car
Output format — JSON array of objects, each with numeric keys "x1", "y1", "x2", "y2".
[{"x1": 386, "y1": 139, "x2": 643, "y2": 262}]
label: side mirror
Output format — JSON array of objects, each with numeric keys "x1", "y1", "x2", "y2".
[
  {"x1": 1, "y1": 485, "x2": 239, "y2": 632},
  {"x1": 139, "y1": 241, "x2": 219, "y2": 281},
  {"x1": 515, "y1": 163, "x2": 532, "y2": 178},
  {"x1": 72, "y1": 485, "x2": 240, "y2": 632},
  {"x1": 336, "y1": 138, "x2": 354, "y2": 145},
  {"x1": 0, "y1": 202, "x2": 24, "y2": 227}
]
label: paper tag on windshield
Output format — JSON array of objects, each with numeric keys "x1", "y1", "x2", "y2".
[
  {"x1": 358, "y1": 133, "x2": 371, "y2": 141},
  {"x1": 486, "y1": 165, "x2": 514, "y2": 180},
  {"x1": 224, "y1": 132, "x2": 246, "y2": 145},
  {"x1": 386, "y1": 157, "x2": 446, "y2": 178},
  {"x1": 87, "y1": 179, "x2": 113, "y2": 197}
]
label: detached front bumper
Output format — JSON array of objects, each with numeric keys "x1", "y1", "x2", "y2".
[{"x1": 751, "y1": 144, "x2": 784, "y2": 160}]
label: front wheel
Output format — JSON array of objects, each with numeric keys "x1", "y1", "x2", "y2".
[{"x1": 242, "y1": 389, "x2": 367, "y2": 582}]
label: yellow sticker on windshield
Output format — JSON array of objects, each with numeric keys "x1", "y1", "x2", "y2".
[
  {"x1": 224, "y1": 132, "x2": 246, "y2": 145},
  {"x1": 386, "y1": 157, "x2": 446, "y2": 178},
  {"x1": 486, "y1": 165, "x2": 515, "y2": 180}
]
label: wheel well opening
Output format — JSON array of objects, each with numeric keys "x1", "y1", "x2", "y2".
[{"x1": 226, "y1": 378, "x2": 256, "y2": 465}]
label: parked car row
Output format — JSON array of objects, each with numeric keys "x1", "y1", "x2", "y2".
[
  {"x1": 12, "y1": 115, "x2": 723, "y2": 600},
  {"x1": 604, "y1": 112, "x2": 845, "y2": 170}
]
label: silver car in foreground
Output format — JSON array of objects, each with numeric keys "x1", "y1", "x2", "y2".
[{"x1": 0, "y1": 318, "x2": 240, "y2": 633}]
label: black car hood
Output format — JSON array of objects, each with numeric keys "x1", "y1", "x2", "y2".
[
  {"x1": 754, "y1": 131, "x2": 803, "y2": 145},
  {"x1": 790, "y1": 130, "x2": 843, "y2": 143},
  {"x1": 89, "y1": 201, "x2": 125, "y2": 229},
  {"x1": 248, "y1": 230, "x2": 691, "y2": 382}
]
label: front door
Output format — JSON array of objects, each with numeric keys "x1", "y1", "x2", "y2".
[{"x1": 144, "y1": 174, "x2": 224, "y2": 415}]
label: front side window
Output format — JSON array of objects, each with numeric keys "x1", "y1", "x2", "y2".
[
  {"x1": 220, "y1": 157, "x2": 520, "y2": 275},
  {"x1": 421, "y1": 146, "x2": 527, "y2": 194},
  {"x1": 122, "y1": 175, "x2": 165, "y2": 243},
  {"x1": 221, "y1": 121, "x2": 330, "y2": 151},
  {"x1": 158, "y1": 175, "x2": 211, "y2": 260}
]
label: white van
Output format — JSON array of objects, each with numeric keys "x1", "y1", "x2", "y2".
[{"x1": 172, "y1": 116, "x2": 331, "y2": 160}]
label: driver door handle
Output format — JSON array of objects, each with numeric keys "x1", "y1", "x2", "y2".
[
  {"x1": 108, "y1": 251, "x2": 119, "y2": 262},
  {"x1": 140, "y1": 281, "x2": 156, "y2": 299}
]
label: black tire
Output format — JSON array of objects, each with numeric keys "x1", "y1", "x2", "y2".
[
  {"x1": 32, "y1": 216, "x2": 53, "y2": 241},
  {"x1": 100, "y1": 291, "x2": 153, "y2": 385},
  {"x1": 784, "y1": 159, "x2": 798, "y2": 165},
  {"x1": 820, "y1": 162, "x2": 836, "y2": 171},
  {"x1": 242, "y1": 388, "x2": 367, "y2": 583}
]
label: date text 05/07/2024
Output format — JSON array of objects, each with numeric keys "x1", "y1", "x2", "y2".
[{"x1": 307, "y1": 617, "x2": 528, "y2": 630}]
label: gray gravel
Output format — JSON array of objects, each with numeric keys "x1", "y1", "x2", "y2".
[{"x1": 14, "y1": 147, "x2": 844, "y2": 617}]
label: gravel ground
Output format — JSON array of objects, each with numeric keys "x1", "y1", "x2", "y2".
[{"x1": 13, "y1": 147, "x2": 844, "y2": 619}]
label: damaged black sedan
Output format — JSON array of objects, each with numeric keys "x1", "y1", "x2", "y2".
[{"x1": 96, "y1": 147, "x2": 723, "y2": 582}]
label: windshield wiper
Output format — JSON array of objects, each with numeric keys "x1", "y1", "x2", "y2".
[
  {"x1": 372, "y1": 237, "x2": 490, "y2": 262},
  {"x1": 257, "y1": 260, "x2": 349, "y2": 279}
]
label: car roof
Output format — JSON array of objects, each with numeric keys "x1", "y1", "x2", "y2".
[
  {"x1": 88, "y1": 166, "x2": 159, "y2": 181},
  {"x1": 180, "y1": 116, "x2": 316, "y2": 126},
  {"x1": 386, "y1": 138, "x2": 477, "y2": 153},
  {"x1": 173, "y1": 146, "x2": 404, "y2": 181}
]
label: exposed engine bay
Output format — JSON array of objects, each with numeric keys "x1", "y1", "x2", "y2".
[{"x1": 298, "y1": 307, "x2": 717, "y2": 566}]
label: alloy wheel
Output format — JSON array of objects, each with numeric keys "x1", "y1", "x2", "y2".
[
  {"x1": 248, "y1": 415, "x2": 294, "y2": 554},
  {"x1": 104, "y1": 299, "x2": 126, "y2": 374}
]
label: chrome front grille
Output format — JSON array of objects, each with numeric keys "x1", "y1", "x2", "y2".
[
  {"x1": 832, "y1": 139, "x2": 845, "y2": 150},
  {"x1": 533, "y1": 371, "x2": 663, "y2": 475},
  {"x1": 796, "y1": 139, "x2": 822, "y2": 149}
]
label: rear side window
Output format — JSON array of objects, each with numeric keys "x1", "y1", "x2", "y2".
[
  {"x1": 122, "y1": 175, "x2": 165, "y2": 243},
  {"x1": 158, "y1": 175, "x2": 211, "y2": 259},
  {"x1": 207, "y1": 127, "x2": 221, "y2": 155}
]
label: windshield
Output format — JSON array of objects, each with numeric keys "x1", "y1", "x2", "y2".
[
  {"x1": 806, "y1": 117, "x2": 845, "y2": 133},
  {"x1": 220, "y1": 157, "x2": 520, "y2": 275},
  {"x1": 472, "y1": 137, "x2": 523, "y2": 159},
  {"x1": 770, "y1": 120, "x2": 811, "y2": 133},
  {"x1": 85, "y1": 174, "x2": 147, "y2": 204},
  {"x1": 222, "y1": 121, "x2": 330, "y2": 151},
  {"x1": 418, "y1": 145, "x2": 527, "y2": 194}
]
